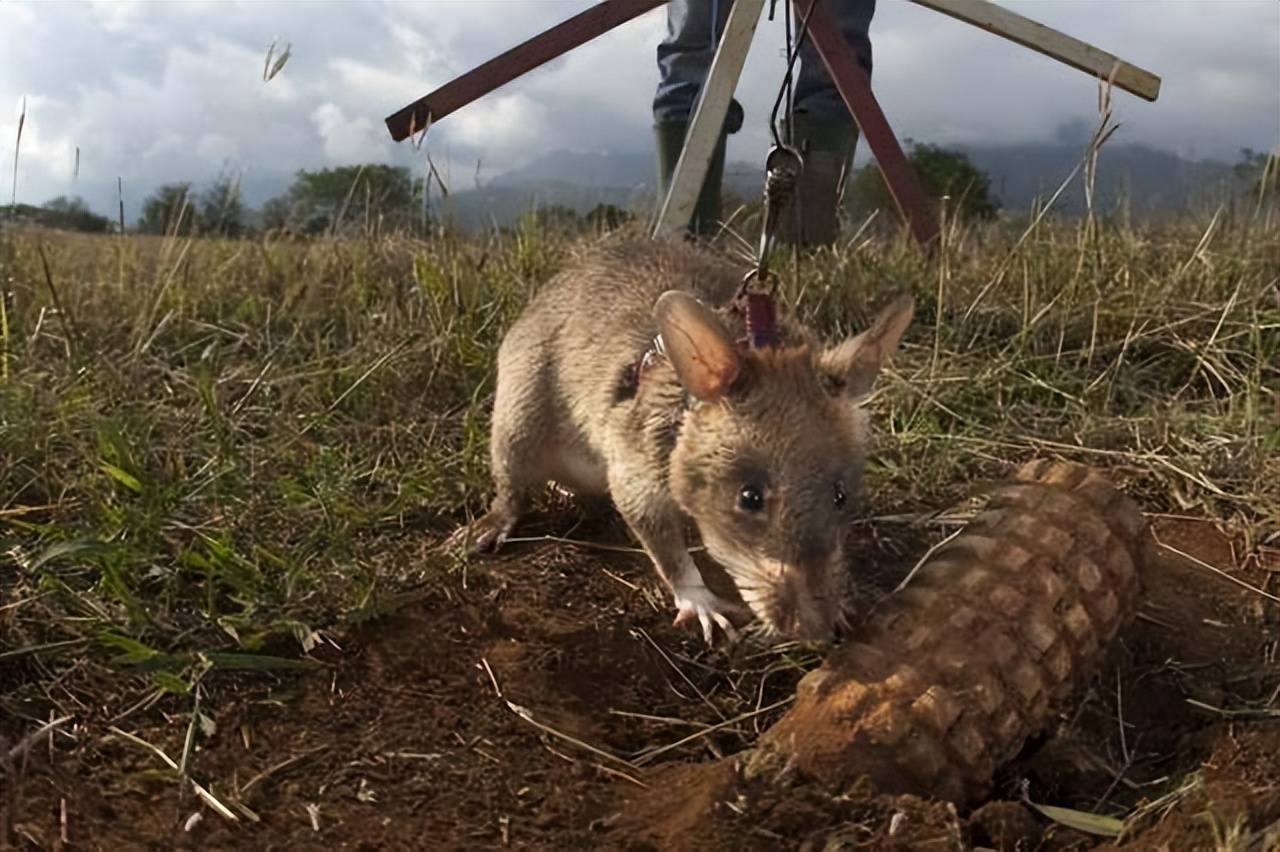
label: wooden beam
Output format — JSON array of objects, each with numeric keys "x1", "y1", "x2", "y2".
[
  {"x1": 801, "y1": 0, "x2": 939, "y2": 248},
  {"x1": 653, "y1": 0, "x2": 765, "y2": 238},
  {"x1": 908, "y1": 0, "x2": 1161, "y2": 101},
  {"x1": 384, "y1": 0, "x2": 667, "y2": 141}
]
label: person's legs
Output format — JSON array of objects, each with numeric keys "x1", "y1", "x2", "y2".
[
  {"x1": 654, "y1": 0, "x2": 737, "y2": 126},
  {"x1": 781, "y1": 0, "x2": 876, "y2": 247},
  {"x1": 653, "y1": 0, "x2": 744, "y2": 236},
  {"x1": 792, "y1": 0, "x2": 875, "y2": 118}
]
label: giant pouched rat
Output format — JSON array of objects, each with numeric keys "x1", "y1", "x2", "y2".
[{"x1": 449, "y1": 235, "x2": 913, "y2": 644}]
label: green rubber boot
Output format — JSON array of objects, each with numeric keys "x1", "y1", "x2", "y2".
[
  {"x1": 654, "y1": 120, "x2": 728, "y2": 238},
  {"x1": 778, "y1": 114, "x2": 860, "y2": 248}
]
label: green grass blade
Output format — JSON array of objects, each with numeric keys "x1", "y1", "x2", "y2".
[
  {"x1": 200, "y1": 651, "x2": 321, "y2": 672},
  {"x1": 1026, "y1": 801, "x2": 1125, "y2": 837}
]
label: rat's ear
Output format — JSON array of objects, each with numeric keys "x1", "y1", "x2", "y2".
[
  {"x1": 654, "y1": 290, "x2": 741, "y2": 402},
  {"x1": 819, "y1": 293, "x2": 914, "y2": 400}
]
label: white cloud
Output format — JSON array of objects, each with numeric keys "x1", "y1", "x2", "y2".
[
  {"x1": 87, "y1": 0, "x2": 153, "y2": 35},
  {"x1": 311, "y1": 102, "x2": 388, "y2": 163},
  {"x1": 195, "y1": 132, "x2": 241, "y2": 165},
  {"x1": 0, "y1": 0, "x2": 1274, "y2": 218},
  {"x1": 140, "y1": 131, "x2": 186, "y2": 164}
]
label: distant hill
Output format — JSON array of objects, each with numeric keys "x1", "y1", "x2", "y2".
[
  {"x1": 429, "y1": 141, "x2": 1250, "y2": 229},
  {"x1": 957, "y1": 143, "x2": 1239, "y2": 216},
  {"x1": 29, "y1": 140, "x2": 1255, "y2": 233},
  {"x1": 491, "y1": 149, "x2": 654, "y2": 190},
  {"x1": 431, "y1": 150, "x2": 650, "y2": 230},
  {"x1": 432, "y1": 183, "x2": 646, "y2": 231}
]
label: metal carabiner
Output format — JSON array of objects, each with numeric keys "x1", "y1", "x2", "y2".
[{"x1": 755, "y1": 143, "x2": 804, "y2": 286}]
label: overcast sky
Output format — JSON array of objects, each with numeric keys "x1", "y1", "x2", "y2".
[{"x1": 3, "y1": 0, "x2": 1278, "y2": 217}]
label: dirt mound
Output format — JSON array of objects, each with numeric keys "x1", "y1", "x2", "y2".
[{"x1": 6, "y1": 517, "x2": 1278, "y2": 850}]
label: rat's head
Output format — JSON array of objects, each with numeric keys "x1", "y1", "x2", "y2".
[{"x1": 656, "y1": 290, "x2": 914, "y2": 642}]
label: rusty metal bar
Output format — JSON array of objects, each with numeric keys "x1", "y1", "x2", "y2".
[
  {"x1": 800, "y1": 0, "x2": 939, "y2": 248},
  {"x1": 384, "y1": 0, "x2": 667, "y2": 141}
]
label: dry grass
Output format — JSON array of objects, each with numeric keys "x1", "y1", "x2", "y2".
[{"x1": 0, "y1": 206, "x2": 1277, "y2": 842}]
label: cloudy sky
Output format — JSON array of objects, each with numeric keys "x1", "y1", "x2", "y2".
[{"x1": 3, "y1": 0, "x2": 1277, "y2": 219}]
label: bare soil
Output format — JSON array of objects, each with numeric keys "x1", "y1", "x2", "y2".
[{"x1": 5, "y1": 510, "x2": 1278, "y2": 851}]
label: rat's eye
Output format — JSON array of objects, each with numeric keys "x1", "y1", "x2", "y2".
[
  {"x1": 833, "y1": 482, "x2": 847, "y2": 510},
  {"x1": 738, "y1": 484, "x2": 765, "y2": 513}
]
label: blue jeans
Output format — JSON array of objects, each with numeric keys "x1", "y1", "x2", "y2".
[{"x1": 653, "y1": 0, "x2": 876, "y2": 128}]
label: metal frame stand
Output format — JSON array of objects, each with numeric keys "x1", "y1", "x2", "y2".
[
  {"x1": 384, "y1": 0, "x2": 1160, "y2": 250},
  {"x1": 652, "y1": 0, "x2": 939, "y2": 244}
]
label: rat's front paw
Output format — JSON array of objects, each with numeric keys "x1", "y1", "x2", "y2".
[
  {"x1": 672, "y1": 582, "x2": 744, "y2": 645},
  {"x1": 445, "y1": 511, "x2": 515, "y2": 555}
]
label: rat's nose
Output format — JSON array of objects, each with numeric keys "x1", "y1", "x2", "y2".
[
  {"x1": 786, "y1": 616, "x2": 834, "y2": 643},
  {"x1": 775, "y1": 569, "x2": 836, "y2": 642}
]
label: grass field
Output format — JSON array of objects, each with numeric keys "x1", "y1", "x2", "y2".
[{"x1": 2, "y1": 209, "x2": 1278, "y2": 848}]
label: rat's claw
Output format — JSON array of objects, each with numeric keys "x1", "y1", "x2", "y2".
[
  {"x1": 834, "y1": 605, "x2": 853, "y2": 634},
  {"x1": 445, "y1": 512, "x2": 514, "y2": 555},
  {"x1": 672, "y1": 582, "x2": 740, "y2": 645}
]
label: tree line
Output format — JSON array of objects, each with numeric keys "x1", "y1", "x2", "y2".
[
  {"x1": 139, "y1": 164, "x2": 435, "y2": 237},
  {"x1": 3, "y1": 164, "x2": 435, "y2": 238},
  {"x1": 7, "y1": 145, "x2": 1272, "y2": 238}
]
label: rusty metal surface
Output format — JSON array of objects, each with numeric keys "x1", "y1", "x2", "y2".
[
  {"x1": 385, "y1": 0, "x2": 667, "y2": 142},
  {"x1": 752, "y1": 461, "x2": 1147, "y2": 804},
  {"x1": 800, "y1": 0, "x2": 940, "y2": 249}
]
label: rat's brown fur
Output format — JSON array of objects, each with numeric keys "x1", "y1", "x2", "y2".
[{"x1": 451, "y1": 234, "x2": 913, "y2": 643}]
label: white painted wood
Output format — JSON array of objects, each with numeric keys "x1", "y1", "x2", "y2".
[
  {"x1": 653, "y1": 0, "x2": 766, "y2": 238},
  {"x1": 909, "y1": 0, "x2": 1161, "y2": 101}
]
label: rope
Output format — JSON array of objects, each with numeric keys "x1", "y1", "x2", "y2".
[{"x1": 768, "y1": 0, "x2": 818, "y2": 148}]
